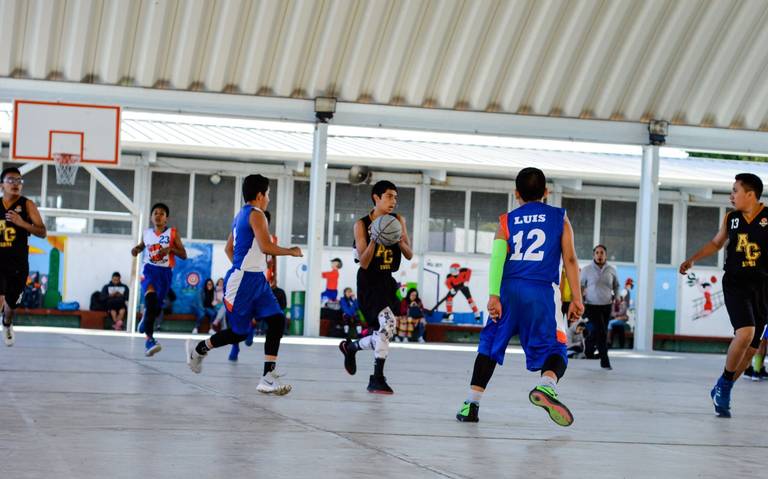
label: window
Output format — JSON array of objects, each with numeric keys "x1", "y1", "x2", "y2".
[
  {"x1": 94, "y1": 168, "x2": 135, "y2": 235},
  {"x1": 193, "y1": 174, "x2": 236, "y2": 240},
  {"x1": 151, "y1": 172, "x2": 190, "y2": 236},
  {"x1": 600, "y1": 200, "x2": 636, "y2": 262},
  {"x1": 561, "y1": 198, "x2": 595, "y2": 260},
  {"x1": 686, "y1": 206, "x2": 719, "y2": 266},
  {"x1": 656, "y1": 203, "x2": 673, "y2": 264},
  {"x1": 45, "y1": 165, "x2": 91, "y2": 233},
  {"x1": 291, "y1": 181, "x2": 330, "y2": 244},
  {"x1": 268, "y1": 178, "x2": 278, "y2": 235},
  {"x1": 468, "y1": 192, "x2": 508, "y2": 254},
  {"x1": 331, "y1": 184, "x2": 415, "y2": 247},
  {"x1": 429, "y1": 190, "x2": 466, "y2": 252}
]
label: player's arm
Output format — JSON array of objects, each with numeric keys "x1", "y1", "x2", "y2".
[
  {"x1": 397, "y1": 215, "x2": 414, "y2": 260},
  {"x1": 680, "y1": 214, "x2": 729, "y2": 274},
  {"x1": 251, "y1": 209, "x2": 302, "y2": 257},
  {"x1": 6, "y1": 199, "x2": 46, "y2": 238},
  {"x1": 355, "y1": 219, "x2": 376, "y2": 269},
  {"x1": 170, "y1": 231, "x2": 187, "y2": 259},
  {"x1": 561, "y1": 215, "x2": 584, "y2": 320},
  {"x1": 224, "y1": 233, "x2": 234, "y2": 262},
  {"x1": 131, "y1": 240, "x2": 145, "y2": 257},
  {"x1": 487, "y1": 224, "x2": 507, "y2": 321}
]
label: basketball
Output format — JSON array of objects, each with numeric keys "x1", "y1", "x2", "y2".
[{"x1": 370, "y1": 215, "x2": 402, "y2": 246}]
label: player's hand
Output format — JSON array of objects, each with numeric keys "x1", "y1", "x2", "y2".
[
  {"x1": 449, "y1": 288, "x2": 457, "y2": 295},
  {"x1": 131, "y1": 246, "x2": 141, "y2": 257},
  {"x1": 158, "y1": 246, "x2": 171, "y2": 258},
  {"x1": 568, "y1": 300, "x2": 585, "y2": 321},
  {"x1": 5, "y1": 210, "x2": 27, "y2": 227},
  {"x1": 487, "y1": 295, "x2": 501, "y2": 322},
  {"x1": 679, "y1": 259, "x2": 694, "y2": 275},
  {"x1": 289, "y1": 246, "x2": 303, "y2": 257}
]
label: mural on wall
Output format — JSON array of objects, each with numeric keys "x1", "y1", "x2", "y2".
[
  {"x1": 678, "y1": 267, "x2": 732, "y2": 337},
  {"x1": 424, "y1": 256, "x2": 488, "y2": 324},
  {"x1": 170, "y1": 242, "x2": 212, "y2": 314},
  {"x1": 27, "y1": 235, "x2": 66, "y2": 308}
]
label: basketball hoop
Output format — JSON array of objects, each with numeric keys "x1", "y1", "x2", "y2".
[{"x1": 53, "y1": 153, "x2": 81, "y2": 185}]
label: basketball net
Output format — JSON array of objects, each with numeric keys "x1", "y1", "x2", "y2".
[{"x1": 53, "y1": 153, "x2": 81, "y2": 185}]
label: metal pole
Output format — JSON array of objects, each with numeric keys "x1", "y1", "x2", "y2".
[
  {"x1": 635, "y1": 145, "x2": 660, "y2": 351},
  {"x1": 304, "y1": 121, "x2": 329, "y2": 336}
]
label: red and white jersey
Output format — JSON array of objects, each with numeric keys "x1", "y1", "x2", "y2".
[{"x1": 143, "y1": 227, "x2": 176, "y2": 268}]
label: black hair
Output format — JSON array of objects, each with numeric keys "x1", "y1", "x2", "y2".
[
  {"x1": 593, "y1": 244, "x2": 607, "y2": 253},
  {"x1": 371, "y1": 180, "x2": 397, "y2": 205},
  {"x1": 735, "y1": 173, "x2": 763, "y2": 199},
  {"x1": 331, "y1": 257, "x2": 343, "y2": 268},
  {"x1": 515, "y1": 167, "x2": 547, "y2": 201},
  {"x1": 343, "y1": 287, "x2": 353, "y2": 294},
  {"x1": 151, "y1": 202, "x2": 170, "y2": 216},
  {"x1": 205, "y1": 278, "x2": 214, "y2": 288},
  {"x1": 1, "y1": 167, "x2": 21, "y2": 182},
  {"x1": 263, "y1": 210, "x2": 271, "y2": 224},
  {"x1": 243, "y1": 174, "x2": 270, "y2": 202},
  {"x1": 406, "y1": 287, "x2": 420, "y2": 300},
  {"x1": 112, "y1": 272, "x2": 121, "y2": 278}
]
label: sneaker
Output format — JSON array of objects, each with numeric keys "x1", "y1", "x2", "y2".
[
  {"x1": 456, "y1": 401, "x2": 479, "y2": 423},
  {"x1": 192, "y1": 327, "x2": 198, "y2": 334},
  {"x1": 3, "y1": 322, "x2": 14, "y2": 347},
  {"x1": 710, "y1": 377, "x2": 733, "y2": 418},
  {"x1": 367, "y1": 374, "x2": 394, "y2": 394},
  {"x1": 418, "y1": 337, "x2": 426, "y2": 344},
  {"x1": 228, "y1": 343, "x2": 240, "y2": 362},
  {"x1": 529, "y1": 385, "x2": 574, "y2": 427},
  {"x1": 256, "y1": 370, "x2": 292, "y2": 395},
  {"x1": 144, "y1": 339, "x2": 161, "y2": 357},
  {"x1": 758, "y1": 368, "x2": 768, "y2": 380},
  {"x1": 339, "y1": 340, "x2": 357, "y2": 375},
  {"x1": 403, "y1": 337, "x2": 409, "y2": 343},
  {"x1": 187, "y1": 340, "x2": 206, "y2": 374},
  {"x1": 743, "y1": 366, "x2": 758, "y2": 381},
  {"x1": 115, "y1": 320, "x2": 124, "y2": 331}
]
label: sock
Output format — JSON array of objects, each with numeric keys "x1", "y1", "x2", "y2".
[
  {"x1": 264, "y1": 361, "x2": 276, "y2": 376},
  {"x1": 356, "y1": 326, "x2": 362, "y2": 334},
  {"x1": 539, "y1": 375, "x2": 557, "y2": 390},
  {"x1": 466, "y1": 389, "x2": 483, "y2": 405},
  {"x1": 344, "y1": 325, "x2": 349, "y2": 333},
  {"x1": 374, "y1": 357, "x2": 385, "y2": 377},
  {"x1": 195, "y1": 340, "x2": 210, "y2": 355},
  {"x1": 722, "y1": 368, "x2": 736, "y2": 382},
  {"x1": 754, "y1": 353, "x2": 765, "y2": 370}
]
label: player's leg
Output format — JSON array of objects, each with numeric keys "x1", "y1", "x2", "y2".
[
  {"x1": 142, "y1": 286, "x2": 163, "y2": 356},
  {"x1": 594, "y1": 304, "x2": 611, "y2": 369},
  {"x1": 2, "y1": 268, "x2": 26, "y2": 346},
  {"x1": 116, "y1": 307, "x2": 126, "y2": 330},
  {"x1": 256, "y1": 312, "x2": 291, "y2": 395}
]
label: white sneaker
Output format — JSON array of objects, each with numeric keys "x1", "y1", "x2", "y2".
[
  {"x1": 3, "y1": 322, "x2": 14, "y2": 347},
  {"x1": 403, "y1": 337, "x2": 409, "y2": 343},
  {"x1": 418, "y1": 337, "x2": 425, "y2": 343},
  {"x1": 256, "y1": 370, "x2": 292, "y2": 395},
  {"x1": 192, "y1": 327, "x2": 198, "y2": 334},
  {"x1": 186, "y1": 340, "x2": 206, "y2": 374}
]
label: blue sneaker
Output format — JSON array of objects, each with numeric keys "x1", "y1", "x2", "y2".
[
  {"x1": 245, "y1": 328, "x2": 254, "y2": 347},
  {"x1": 710, "y1": 377, "x2": 733, "y2": 418},
  {"x1": 137, "y1": 317, "x2": 145, "y2": 334},
  {"x1": 144, "y1": 338, "x2": 162, "y2": 357},
  {"x1": 228, "y1": 343, "x2": 240, "y2": 362}
]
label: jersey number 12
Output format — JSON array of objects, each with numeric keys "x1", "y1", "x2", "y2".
[{"x1": 509, "y1": 229, "x2": 546, "y2": 261}]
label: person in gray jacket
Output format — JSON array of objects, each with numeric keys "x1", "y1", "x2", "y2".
[{"x1": 580, "y1": 245, "x2": 620, "y2": 370}]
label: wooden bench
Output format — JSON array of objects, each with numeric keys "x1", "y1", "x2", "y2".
[
  {"x1": 425, "y1": 323, "x2": 483, "y2": 343},
  {"x1": 14, "y1": 308, "x2": 108, "y2": 329}
]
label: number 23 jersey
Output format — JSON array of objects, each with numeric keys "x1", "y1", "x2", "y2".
[{"x1": 500, "y1": 202, "x2": 565, "y2": 285}]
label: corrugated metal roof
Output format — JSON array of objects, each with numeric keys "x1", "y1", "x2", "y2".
[
  {"x1": 1, "y1": 0, "x2": 768, "y2": 132},
  {"x1": 1, "y1": 103, "x2": 766, "y2": 190}
]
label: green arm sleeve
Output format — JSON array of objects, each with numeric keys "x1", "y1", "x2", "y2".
[{"x1": 489, "y1": 239, "x2": 507, "y2": 296}]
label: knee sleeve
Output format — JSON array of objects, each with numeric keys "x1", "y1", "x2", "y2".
[
  {"x1": 377, "y1": 307, "x2": 396, "y2": 341},
  {"x1": 542, "y1": 354, "x2": 567, "y2": 380},
  {"x1": 210, "y1": 329, "x2": 248, "y2": 349},
  {"x1": 264, "y1": 314, "x2": 284, "y2": 356},
  {"x1": 144, "y1": 292, "x2": 160, "y2": 316},
  {"x1": 373, "y1": 331, "x2": 390, "y2": 359},
  {"x1": 470, "y1": 353, "x2": 497, "y2": 389}
]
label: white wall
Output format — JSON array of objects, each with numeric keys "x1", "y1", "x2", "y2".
[{"x1": 65, "y1": 235, "x2": 135, "y2": 306}]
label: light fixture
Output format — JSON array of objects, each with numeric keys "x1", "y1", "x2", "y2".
[
  {"x1": 648, "y1": 120, "x2": 668, "y2": 145},
  {"x1": 315, "y1": 97, "x2": 337, "y2": 122},
  {"x1": 209, "y1": 173, "x2": 222, "y2": 185}
]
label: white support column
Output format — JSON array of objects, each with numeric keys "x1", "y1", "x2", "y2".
[
  {"x1": 327, "y1": 180, "x2": 336, "y2": 246},
  {"x1": 276, "y1": 174, "x2": 293, "y2": 291},
  {"x1": 187, "y1": 173, "x2": 195, "y2": 240},
  {"x1": 635, "y1": 145, "x2": 660, "y2": 351},
  {"x1": 414, "y1": 176, "x2": 430, "y2": 294},
  {"x1": 127, "y1": 159, "x2": 152, "y2": 336},
  {"x1": 304, "y1": 121, "x2": 330, "y2": 336},
  {"x1": 593, "y1": 198, "x2": 602, "y2": 248}
]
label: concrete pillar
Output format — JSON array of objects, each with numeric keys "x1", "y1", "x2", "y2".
[
  {"x1": 635, "y1": 145, "x2": 660, "y2": 351},
  {"x1": 304, "y1": 121, "x2": 329, "y2": 336}
]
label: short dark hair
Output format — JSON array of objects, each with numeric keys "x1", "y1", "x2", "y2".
[
  {"x1": 371, "y1": 180, "x2": 397, "y2": 205},
  {"x1": 515, "y1": 167, "x2": 547, "y2": 201},
  {"x1": 112, "y1": 272, "x2": 121, "y2": 278},
  {"x1": 735, "y1": 173, "x2": 763, "y2": 199},
  {"x1": 331, "y1": 257, "x2": 343, "y2": 268},
  {"x1": 243, "y1": 174, "x2": 270, "y2": 202},
  {"x1": 151, "y1": 202, "x2": 170, "y2": 216},
  {"x1": 1, "y1": 167, "x2": 21, "y2": 182},
  {"x1": 593, "y1": 244, "x2": 607, "y2": 253}
]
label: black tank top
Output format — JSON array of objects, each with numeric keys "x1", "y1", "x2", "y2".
[
  {"x1": 0, "y1": 195, "x2": 31, "y2": 266},
  {"x1": 724, "y1": 206, "x2": 768, "y2": 280},
  {"x1": 354, "y1": 212, "x2": 402, "y2": 277}
]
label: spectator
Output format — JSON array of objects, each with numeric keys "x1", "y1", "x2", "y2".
[
  {"x1": 321, "y1": 258, "x2": 342, "y2": 305},
  {"x1": 22, "y1": 272, "x2": 43, "y2": 309},
  {"x1": 560, "y1": 268, "x2": 572, "y2": 320},
  {"x1": 608, "y1": 294, "x2": 630, "y2": 349},
  {"x1": 101, "y1": 272, "x2": 129, "y2": 331},
  {"x1": 210, "y1": 278, "x2": 226, "y2": 332},
  {"x1": 397, "y1": 288, "x2": 426, "y2": 343},
  {"x1": 193, "y1": 278, "x2": 217, "y2": 334},
  {"x1": 567, "y1": 318, "x2": 589, "y2": 358},
  {"x1": 339, "y1": 287, "x2": 363, "y2": 339},
  {"x1": 580, "y1": 244, "x2": 620, "y2": 370}
]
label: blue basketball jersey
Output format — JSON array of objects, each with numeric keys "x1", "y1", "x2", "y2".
[
  {"x1": 500, "y1": 202, "x2": 565, "y2": 285},
  {"x1": 231, "y1": 205, "x2": 267, "y2": 272}
]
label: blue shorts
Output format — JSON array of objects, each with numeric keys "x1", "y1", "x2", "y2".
[
  {"x1": 478, "y1": 279, "x2": 567, "y2": 370},
  {"x1": 141, "y1": 263, "x2": 173, "y2": 304},
  {"x1": 322, "y1": 289, "x2": 338, "y2": 302},
  {"x1": 224, "y1": 269, "x2": 283, "y2": 335}
]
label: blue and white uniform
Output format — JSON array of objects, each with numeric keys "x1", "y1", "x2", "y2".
[
  {"x1": 141, "y1": 227, "x2": 176, "y2": 302},
  {"x1": 478, "y1": 202, "x2": 568, "y2": 369},
  {"x1": 224, "y1": 205, "x2": 282, "y2": 335}
]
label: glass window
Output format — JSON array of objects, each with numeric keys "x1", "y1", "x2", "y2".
[
  {"x1": 291, "y1": 180, "x2": 330, "y2": 244},
  {"x1": 46, "y1": 165, "x2": 90, "y2": 209},
  {"x1": 600, "y1": 200, "x2": 636, "y2": 262},
  {"x1": 1, "y1": 161, "x2": 43, "y2": 205},
  {"x1": 193, "y1": 174, "x2": 236, "y2": 240},
  {"x1": 267, "y1": 178, "x2": 278, "y2": 236},
  {"x1": 331, "y1": 184, "x2": 415, "y2": 247},
  {"x1": 657, "y1": 203, "x2": 673, "y2": 264},
  {"x1": 151, "y1": 172, "x2": 190, "y2": 236},
  {"x1": 429, "y1": 189, "x2": 466, "y2": 252},
  {"x1": 686, "y1": 206, "x2": 719, "y2": 266},
  {"x1": 469, "y1": 191, "x2": 508, "y2": 254},
  {"x1": 93, "y1": 169, "x2": 135, "y2": 235},
  {"x1": 561, "y1": 198, "x2": 595, "y2": 260}
]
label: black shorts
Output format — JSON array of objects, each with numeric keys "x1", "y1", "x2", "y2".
[
  {"x1": 106, "y1": 297, "x2": 127, "y2": 312},
  {"x1": 722, "y1": 273, "x2": 768, "y2": 349},
  {"x1": 0, "y1": 263, "x2": 28, "y2": 310},
  {"x1": 357, "y1": 270, "x2": 399, "y2": 330}
]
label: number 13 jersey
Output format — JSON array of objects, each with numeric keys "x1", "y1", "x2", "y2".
[{"x1": 500, "y1": 202, "x2": 565, "y2": 285}]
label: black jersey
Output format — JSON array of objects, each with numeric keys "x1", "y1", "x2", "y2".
[
  {"x1": 0, "y1": 195, "x2": 31, "y2": 267},
  {"x1": 354, "y1": 212, "x2": 402, "y2": 277},
  {"x1": 724, "y1": 206, "x2": 768, "y2": 280}
]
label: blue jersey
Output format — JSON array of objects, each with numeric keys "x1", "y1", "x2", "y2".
[
  {"x1": 231, "y1": 205, "x2": 267, "y2": 272},
  {"x1": 500, "y1": 202, "x2": 565, "y2": 285}
]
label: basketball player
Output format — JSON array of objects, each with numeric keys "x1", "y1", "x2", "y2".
[
  {"x1": 131, "y1": 203, "x2": 187, "y2": 356},
  {"x1": 339, "y1": 180, "x2": 413, "y2": 394},
  {"x1": 188, "y1": 175, "x2": 302, "y2": 395},
  {"x1": 0, "y1": 167, "x2": 46, "y2": 346},
  {"x1": 456, "y1": 167, "x2": 583, "y2": 426},
  {"x1": 680, "y1": 173, "x2": 768, "y2": 417}
]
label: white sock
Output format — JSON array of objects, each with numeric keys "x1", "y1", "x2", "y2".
[
  {"x1": 466, "y1": 389, "x2": 483, "y2": 405},
  {"x1": 538, "y1": 375, "x2": 557, "y2": 390}
]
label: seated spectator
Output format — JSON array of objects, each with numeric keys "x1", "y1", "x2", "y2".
[
  {"x1": 608, "y1": 296, "x2": 630, "y2": 349},
  {"x1": 101, "y1": 272, "x2": 129, "y2": 331},
  {"x1": 22, "y1": 272, "x2": 44, "y2": 309},
  {"x1": 210, "y1": 278, "x2": 226, "y2": 332},
  {"x1": 339, "y1": 287, "x2": 363, "y2": 339},
  {"x1": 397, "y1": 288, "x2": 426, "y2": 343},
  {"x1": 193, "y1": 278, "x2": 217, "y2": 334},
  {"x1": 567, "y1": 318, "x2": 589, "y2": 358}
]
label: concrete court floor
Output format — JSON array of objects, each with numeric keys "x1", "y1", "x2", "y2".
[{"x1": 0, "y1": 328, "x2": 766, "y2": 479}]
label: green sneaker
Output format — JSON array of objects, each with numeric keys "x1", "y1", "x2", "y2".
[
  {"x1": 456, "y1": 401, "x2": 479, "y2": 423},
  {"x1": 529, "y1": 385, "x2": 574, "y2": 427}
]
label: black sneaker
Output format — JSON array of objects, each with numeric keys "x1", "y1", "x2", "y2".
[
  {"x1": 758, "y1": 367, "x2": 768, "y2": 380},
  {"x1": 456, "y1": 401, "x2": 479, "y2": 422},
  {"x1": 367, "y1": 375, "x2": 394, "y2": 394},
  {"x1": 743, "y1": 366, "x2": 757, "y2": 381},
  {"x1": 339, "y1": 340, "x2": 357, "y2": 375}
]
